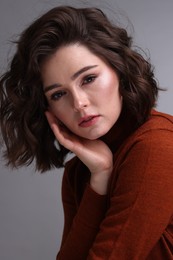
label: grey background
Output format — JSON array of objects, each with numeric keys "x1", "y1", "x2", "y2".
[{"x1": 0, "y1": 0, "x2": 172, "y2": 259}]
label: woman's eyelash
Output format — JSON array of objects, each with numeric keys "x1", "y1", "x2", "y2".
[
  {"x1": 50, "y1": 91, "x2": 66, "y2": 100},
  {"x1": 49, "y1": 75, "x2": 97, "y2": 100},
  {"x1": 83, "y1": 75, "x2": 97, "y2": 84}
]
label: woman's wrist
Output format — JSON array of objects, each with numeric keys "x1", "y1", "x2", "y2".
[{"x1": 90, "y1": 168, "x2": 112, "y2": 195}]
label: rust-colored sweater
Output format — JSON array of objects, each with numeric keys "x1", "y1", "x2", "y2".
[{"x1": 57, "y1": 110, "x2": 173, "y2": 260}]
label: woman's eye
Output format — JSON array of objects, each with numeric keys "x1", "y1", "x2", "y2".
[
  {"x1": 50, "y1": 91, "x2": 66, "y2": 101},
  {"x1": 83, "y1": 75, "x2": 96, "y2": 85}
]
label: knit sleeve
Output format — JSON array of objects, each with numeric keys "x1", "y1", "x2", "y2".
[{"x1": 88, "y1": 129, "x2": 173, "y2": 259}]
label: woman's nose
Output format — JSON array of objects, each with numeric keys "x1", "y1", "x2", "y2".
[{"x1": 72, "y1": 90, "x2": 89, "y2": 112}]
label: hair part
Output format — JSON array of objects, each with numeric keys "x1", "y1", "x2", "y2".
[{"x1": 0, "y1": 6, "x2": 160, "y2": 172}]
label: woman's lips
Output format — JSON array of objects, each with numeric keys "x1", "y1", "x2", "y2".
[{"x1": 78, "y1": 115, "x2": 100, "y2": 127}]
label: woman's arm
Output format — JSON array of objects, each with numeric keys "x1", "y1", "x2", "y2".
[
  {"x1": 58, "y1": 173, "x2": 107, "y2": 259},
  {"x1": 59, "y1": 157, "x2": 107, "y2": 250}
]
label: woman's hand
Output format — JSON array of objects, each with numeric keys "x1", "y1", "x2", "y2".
[{"x1": 45, "y1": 111, "x2": 113, "y2": 195}]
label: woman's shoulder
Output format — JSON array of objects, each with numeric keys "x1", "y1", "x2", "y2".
[
  {"x1": 136, "y1": 109, "x2": 173, "y2": 137},
  {"x1": 150, "y1": 109, "x2": 173, "y2": 127},
  {"x1": 118, "y1": 109, "x2": 173, "y2": 158}
]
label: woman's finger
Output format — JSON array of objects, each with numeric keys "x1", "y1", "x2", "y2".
[{"x1": 45, "y1": 111, "x2": 76, "y2": 150}]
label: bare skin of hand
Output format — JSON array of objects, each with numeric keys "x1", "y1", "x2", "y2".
[{"x1": 45, "y1": 111, "x2": 113, "y2": 195}]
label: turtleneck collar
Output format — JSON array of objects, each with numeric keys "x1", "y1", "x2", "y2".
[{"x1": 100, "y1": 108, "x2": 137, "y2": 153}]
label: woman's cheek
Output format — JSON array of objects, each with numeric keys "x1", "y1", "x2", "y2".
[{"x1": 52, "y1": 106, "x2": 67, "y2": 123}]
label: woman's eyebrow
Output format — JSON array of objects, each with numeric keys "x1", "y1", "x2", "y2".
[
  {"x1": 71, "y1": 65, "x2": 98, "y2": 80},
  {"x1": 44, "y1": 83, "x2": 61, "y2": 93},
  {"x1": 44, "y1": 65, "x2": 98, "y2": 93}
]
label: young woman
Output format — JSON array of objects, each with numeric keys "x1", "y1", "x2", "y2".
[{"x1": 0, "y1": 6, "x2": 173, "y2": 260}]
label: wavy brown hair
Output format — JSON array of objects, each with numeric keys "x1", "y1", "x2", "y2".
[{"x1": 0, "y1": 6, "x2": 159, "y2": 172}]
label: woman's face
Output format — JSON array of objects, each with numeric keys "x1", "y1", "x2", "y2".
[{"x1": 41, "y1": 44, "x2": 122, "y2": 140}]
